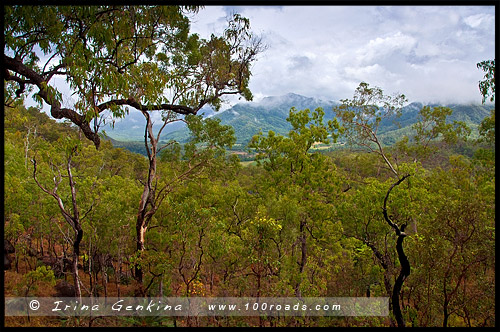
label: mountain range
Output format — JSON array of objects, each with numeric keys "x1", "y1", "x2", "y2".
[{"x1": 102, "y1": 93, "x2": 494, "y2": 153}]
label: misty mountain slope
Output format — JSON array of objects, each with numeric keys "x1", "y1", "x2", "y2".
[
  {"x1": 102, "y1": 93, "x2": 338, "y2": 145},
  {"x1": 100, "y1": 106, "x2": 214, "y2": 142},
  {"x1": 378, "y1": 102, "x2": 493, "y2": 134},
  {"x1": 103, "y1": 93, "x2": 493, "y2": 151},
  {"x1": 212, "y1": 94, "x2": 339, "y2": 144}
]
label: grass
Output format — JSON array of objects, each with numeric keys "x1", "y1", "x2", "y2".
[{"x1": 240, "y1": 160, "x2": 257, "y2": 167}]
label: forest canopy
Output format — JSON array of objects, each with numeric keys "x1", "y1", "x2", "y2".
[
  {"x1": 3, "y1": 5, "x2": 496, "y2": 328},
  {"x1": 4, "y1": 5, "x2": 264, "y2": 149}
]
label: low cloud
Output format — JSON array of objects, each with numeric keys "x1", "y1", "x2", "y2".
[
  {"x1": 191, "y1": 5, "x2": 495, "y2": 104},
  {"x1": 288, "y1": 55, "x2": 314, "y2": 70}
]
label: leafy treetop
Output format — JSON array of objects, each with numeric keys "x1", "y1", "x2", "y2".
[
  {"x1": 477, "y1": 59, "x2": 495, "y2": 103},
  {"x1": 4, "y1": 6, "x2": 264, "y2": 149}
]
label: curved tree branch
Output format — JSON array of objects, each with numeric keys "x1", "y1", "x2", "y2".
[
  {"x1": 382, "y1": 174, "x2": 411, "y2": 327},
  {"x1": 382, "y1": 174, "x2": 410, "y2": 235}
]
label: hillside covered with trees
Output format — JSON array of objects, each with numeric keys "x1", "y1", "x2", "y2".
[
  {"x1": 3, "y1": 5, "x2": 495, "y2": 328},
  {"x1": 104, "y1": 94, "x2": 494, "y2": 154}
]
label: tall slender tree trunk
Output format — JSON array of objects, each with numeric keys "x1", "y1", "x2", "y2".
[
  {"x1": 67, "y1": 152, "x2": 83, "y2": 299},
  {"x1": 443, "y1": 298, "x2": 450, "y2": 327},
  {"x1": 135, "y1": 220, "x2": 147, "y2": 284},
  {"x1": 72, "y1": 227, "x2": 83, "y2": 299},
  {"x1": 134, "y1": 163, "x2": 155, "y2": 284},
  {"x1": 383, "y1": 174, "x2": 411, "y2": 327},
  {"x1": 32, "y1": 146, "x2": 86, "y2": 299},
  {"x1": 135, "y1": 111, "x2": 157, "y2": 285},
  {"x1": 392, "y1": 231, "x2": 410, "y2": 327}
]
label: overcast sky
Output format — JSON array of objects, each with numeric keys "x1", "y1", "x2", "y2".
[{"x1": 189, "y1": 5, "x2": 495, "y2": 105}]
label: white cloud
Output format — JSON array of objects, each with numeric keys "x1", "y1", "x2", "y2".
[
  {"x1": 356, "y1": 32, "x2": 417, "y2": 64},
  {"x1": 190, "y1": 5, "x2": 494, "y2": 104},
  {"x1": 463, "y1": 13, "x2": 494, "y2": 29},
  {"x1": 25, "y1": 5, "x2": 496, "y2": 116},
  {"x1": 188, "y1": 6, "x2": 227, "y2": 38}
]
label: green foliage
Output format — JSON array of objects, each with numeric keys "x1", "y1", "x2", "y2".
[
  {"x1": 249, "y1": 107, "x2": 340, "y2": 170},
  {"x1": 245, "y1": 107, "x2": 347, "y2": 298},
  {"x1": 477, "y1": 108, "x2": 495, "y2": 146},
  {"x1": 394, "y1": 106, "x2": 472, "y2": 162},
  {"x1": 477, "y1": 59, "x2": 495, "y2": 103},
  {"x1": 333, "y1": 82, "x2": 407, "y2": 151},
  {"x1": 413, "y1": 106, "x2": 469, "y2": 144},
  {"x1": 186, "y1": 115, "x2": 236, "y2": 150},
  {"x1": 15, "y1": 266, "x2": 56, "y2": 297},
  {"x1": 5, "y1": 6, "x2": 263, "y2": 148},
  {"x1": 405, "y1": 156, "x2": 495, "y2": 326},
  {"x1": 3, "y1": 76, "x2": 495, "y2": 327}
]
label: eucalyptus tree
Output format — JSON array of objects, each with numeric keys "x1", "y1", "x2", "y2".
[
  {"x1": 477, "y1": 59, "x2": 495, "y2": 104},
  {"x1": 474, "y1": 59, "x2": 495, "y2": 172},
  {"x1": 5, "y1": 5, "x2": 263, "y2": 289},
  {"x1": 4, "y1": 6, "x2": 263, "y2": 149},
  {"x1": 333, "y1": 82, "x2": 470, "y2": 327},
  {"x1": 133, "y1": 114, "x2": 237, "y2": 286},
  {"x1": 31, "y1": 138, "x2": 87, "y2": 298},
  {"x1": 333, "y1": 83, "x2": 409, "y2": 326},
  {"x1": 249, "y1": 107, "x2": 344, "y2": 297},
  {"x1": 405, "y1": 156, "x2": 495, "y2": 327}
]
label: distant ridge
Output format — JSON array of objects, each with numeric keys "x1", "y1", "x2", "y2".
[{"x1": 102, "y1": 93, "x2": 494, "y2": 149}]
